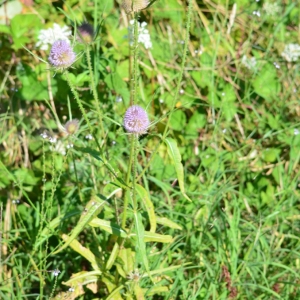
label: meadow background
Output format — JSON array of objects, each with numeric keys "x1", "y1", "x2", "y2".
[{"x1": 1, "y1": 0, "x2": 300, "y2": 299}]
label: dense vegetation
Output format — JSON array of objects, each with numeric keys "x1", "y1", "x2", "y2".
[{"x1": 1, "y1": 0, "x2": 300, "y2": 299}]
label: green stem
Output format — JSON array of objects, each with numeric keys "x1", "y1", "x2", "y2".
[
  {"x1": 85, "y1": 45, "x2": 105, "y2": 138},
  {"x1": 133, "y1": 14, "x2": 139, "y2": 105},
  {"x1": 122, "y1": 135, "x2": 136, "y2": 228},
  {"x1": 136, "y1": 0, "x2": 193, "y2": 182}
]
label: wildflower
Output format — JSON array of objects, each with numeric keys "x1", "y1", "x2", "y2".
[
  {"x1": 127, "y1": 269, "x2": 142, "y2": 282},
  {"x1": 241, "y1": 55, "x2": 257, "y2": 71},
  {"x1": 52, "y1": 269, "x2": 61, "y2": 277},
  {"x1": 281, "y1": 43, "x2": 300, "y2": 62},
  {"x1": 123, "y1": 105, "x2": 150, "y2": 134},
  {"x1": 77, "y1": 22, "x2": 94, "y2": 44},
  {"x1": 128, "y1": 20, "x2": 152, "y2": 49},
  {"x1": 40, "y1": 132, "x2": 48, "y2": 139},
  {"x1": 36, "y1": 23, "x2": 71, "y2": 51},
  {"x1": 294, "y1": 129, "x2": 299, "y2": 136},
  {"x1": 273, "y1": 62, "x2": 280, "y2": 69},
  {"x1": 64, "y1": 119, "x2": 79, "y2": 135},
  {"x1": 263, "y1": 2, "x2": 280, "y2": 16},
  {"x1": 116, "y1": 95, "x2": 123, "y2": 103},
  {"x1": 85, "y1": 134, "x2": 93, "y2": 140},
  {"x1": 48, "y1": 40, "x2": 76, "y2": 69},
  {"x1": 122, "y1": 0, "x2": 149, "y2": 13},
  {"x1": 50, "y1": 140, "x2": 66, "y2": 156},
  {"x1": 49, "y1": 136, "x2": 57, "y2": 143},
  {"x1": 253, "y1": 11, "x2": 261, "y2": 17}
]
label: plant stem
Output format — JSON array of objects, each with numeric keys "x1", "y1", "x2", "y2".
[
  {"x1": 122, "y1": 134, "x2": 136, "y2": 228},
  {"x1": 85, "y1": 45, "x2": 105, "y2": 138}
]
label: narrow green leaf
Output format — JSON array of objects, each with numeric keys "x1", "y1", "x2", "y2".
[
  {"x1": 106, "y1": 285, "x2": 125, "y2": 300},
  {"x1": 130, "y1": 231, "x2": 173, "y2": 243},
  {"x1": 156, "y1": 216, "x2": 182, "y2": 230},
  {"x1": 133, "y1": 212, "x2": 151, "y2": 276},
  {"x1": 136, "y1": 184, "x2": 156, "y2": 233},
  {"x1": 53, "y1": 195, "x2": 106, "y2": 254},
  {"x1": 89, "y1": 218, "x2": 127, "y2": 238},
  {"x1": 34, "y1": 210, "x2": 80, "y2": 249},
  {"x1": 165, "y1": 138, "x2": 191, "y2": 202},
  {"x1": 61, "y1": 234, "x2": 99, "y2": 271},
  {"x1": 106, "y1": 242, "x2": 119, "y2": 270},
  {"x1": 63, "y1": 270, "x2": 101, "y2": 286}
]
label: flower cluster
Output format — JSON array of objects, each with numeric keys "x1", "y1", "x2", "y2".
[
  {"x1": 123, "y1": 105, "x2": 150, "y2": 134},
  {"x1": 241, "y1": 55, "x2": 257, "y2": 71},
  {"x1": 128, "y1": 20, "x2": 152, "y2": 49},
  {"x1": 281, "y1": 43, "x2": 300, "y2": 62},
  {"x1": 48, "y1": 40, "x2": 76, "y2": 69},
  {"x1": 36, "y1": 23, "x2": 71, "y2": 50},
  {"x1": 263, "y1": 2, "x2": 280, "y2": 16}
]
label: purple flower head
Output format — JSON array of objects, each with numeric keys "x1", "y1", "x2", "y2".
[
  {"x1": 48, "y1": 40, "x2": 76, "y2": 69},
  {"x1": 77, "y1": 23, "x2": 94, "y2": 44},
  {"x1": 123, "y1": 105, "x2": 150, "y2": 134}
]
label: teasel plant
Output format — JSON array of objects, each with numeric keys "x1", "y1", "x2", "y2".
[{"x1": 35, "y1": 0, "x2": 194, "y2": 298}]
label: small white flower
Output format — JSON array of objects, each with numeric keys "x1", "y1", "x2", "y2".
[
  {"x1": 12, "y1": 199, "x2": 20, "y2": 204},
  {"x1": 294, "y1": 129, "x2": 300, "y2": 136},
  {"x1": 85, "y1": 134, "x2": 93, "y2": 140},
  {"x1": 116, "y1": 96, "x2": 123, "y2": 102},
  {"x1": 273, "y1": 62, "x2": 280, "y2": 69},
  {"x1": 179, "y1": 89, "x2": 184, "y2": 95},
  {"x1": 281, "y1": 43, "x2": 300, "y2": 62},
  {"x1": 159, "y1": 99, "x2": 164, "y2": 103},
  {"x1": 128, "y1": 20, "x2": 152, "y2": 49},
  {"x1": 36, "y1": 23, "x2": 72, "y2": 51},
  {"x1": 221, "y1": 92, "x2": 225, "y2": 96},
  {"x1": 40, "y1": 132, "x2": 48, "y2": 139},
  {"x1": 241, "y1": 55, "x2": 257, "y2": 71},
  {"x1": 68, "y1": 287, "x2": 75, "y2": 292},
  {"x1": 52, "y1": 269, "x2": 61, "y2": 277},
  {"x1": 253, "y1": 11, "x2": 261, "y2": 17},
  {"x1": 66, "y1": 143, "x2": 74, "y2": 149},
  {"x1": 49, "y1": 137, "x2": 57, "y2": 144}
]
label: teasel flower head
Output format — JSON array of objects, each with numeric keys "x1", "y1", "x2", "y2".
[
  {"x1": 48, "y1": 39, "x2": 76, "y2": 69},
  {"x1": 77, "y1": 22, "x2": 94, "y2": 44},
  {"x1": 123, "y1": 105, "x2": 150, "y2": 134},
  {"x1": 63, "y1": 119, "x2": 79, "y2": 135},
  {"x1": 122, "y1": 0, "x2": 149, "y2": 13}
]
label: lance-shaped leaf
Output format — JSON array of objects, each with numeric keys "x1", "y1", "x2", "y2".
[
  {"x1": 89, "y1": 218, "x2": 127, "y2": 238},
  {"x1": 63, "y1": 270, "x2": 102, "y2": 286},
  {"x1": 156, "y1": 216, "x2": 183, "y2": 230},
  {"x1": 53, "y1": 195, "x2": 106, "y2": 254},
  {"x1": 130, "y1": 231, "x2": 173, "y2": 243},
  {"x1": 61, "y1": 234, "x2": 99, "y2": 271},
  {"x1": 165, "y1": 138, "x2": 191, "y2": 202},
  {"x1": 136, "y1": 184, "x2": 156, "y2": 233}
]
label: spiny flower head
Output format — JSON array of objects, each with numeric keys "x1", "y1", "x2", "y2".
[
  {"x1": 48, "y1": 40, "x2": 76, "y2": 69},
  {"x1": 123, "y1": 105, "x2": 150, "y2": 134},
  {"x1": 77, "y1": 22, "x2": 94, "y2": 44},
  {"x1": 64, "y1": 119, "x2": 79, "y2": 135}
]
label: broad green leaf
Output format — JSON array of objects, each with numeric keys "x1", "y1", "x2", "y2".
[
  {"x1": 262, "y1": 148, "x2": 281, "y2": 163},
  {"x1": 61, "y1": 234, "x2": 99, "y2": 271},
  {"x1": 165, "y1": 138, "x2": 191, "y2": 202},
  {"x1": 136, "y1": 184, "x2": 156, "y2": 233},
  {"x1": 89, "y1": 218, "x2": 127, "y2": 238},
  {"x1": 53, "y1": 195, "x2": 106, "y2": 254},
  {"x1": 169, "y1": 110, "x2": 186, "y2": 131},
  {"x1": 156, "y1": 217, "x2": 182, "y2": 230}
]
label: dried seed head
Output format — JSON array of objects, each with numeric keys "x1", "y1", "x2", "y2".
[
  {"x1": 77, "y1": 22, "x2": 94, "y2": 44},
  {"x1": 64, "y1": 119, "x2": 79, "y2": 135},
  {"x1": 48, "y1": 40, "x2": 76, "y2": 69},
  {"x1": 123, "y1": 105, "x2": 150, "y2": 134},
  {"x1": 122, "y1": 0, "x2": 149, "y2": 13}
]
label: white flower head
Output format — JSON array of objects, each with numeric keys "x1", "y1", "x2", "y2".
[
  {"x1": 241, "y1": 55, "x2": 257, "y2": 71},
  {"x1": 128, "y1": 20, "x2": 152, "y2": 49},
  {"x1": 281, "y1": 43, "x2": 300, "y2": 62},
  {"x1": 263, "y1": 2, "x2": 280, "y2": 16},
  {"x1": 36, "y1": 23, "x2": 72, "y2": 51}
]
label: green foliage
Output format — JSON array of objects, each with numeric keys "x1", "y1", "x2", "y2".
[{"x1": 1, "y1": 0, "x2": 300, "y2": 299}]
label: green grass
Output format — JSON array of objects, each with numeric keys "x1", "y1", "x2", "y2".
[{"x1": 1, "y1": 0, "x2": 300, "y2": 299}]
